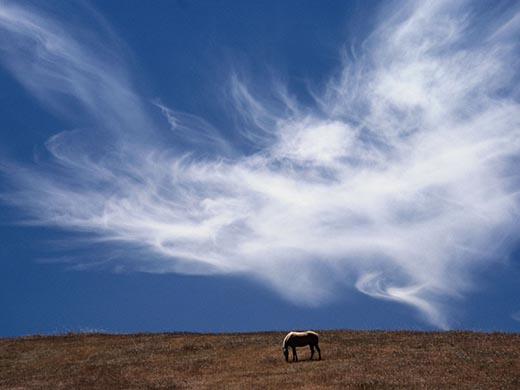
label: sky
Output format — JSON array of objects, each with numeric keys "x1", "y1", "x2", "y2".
[{"x1": 1, "y1": 0, "x2": 520, "y2": 337}]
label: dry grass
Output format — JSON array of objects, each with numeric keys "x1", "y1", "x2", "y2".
[{"x1": 1, "y1": 330, "x2": 519, "y2": 389}]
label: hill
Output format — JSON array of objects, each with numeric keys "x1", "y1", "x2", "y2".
[{"x1": 1, "y1": 330, "x2": 519, "y2": 389}]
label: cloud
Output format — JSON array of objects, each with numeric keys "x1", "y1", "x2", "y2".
[
  {"x1": 1, "y1": 0, "x2": 520, "y2": 328},
  {"x1": 513, "y1": 311, "x2": 520, "y2": 324}
]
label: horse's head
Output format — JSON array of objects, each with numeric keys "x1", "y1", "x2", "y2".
[{"x1": 282, "y1": 347, "x2": 289, "y2": 362}]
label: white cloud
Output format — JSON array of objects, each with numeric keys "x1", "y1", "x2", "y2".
[{"x1": 1, "y1": 0, "x2": 520, "y2": 328}]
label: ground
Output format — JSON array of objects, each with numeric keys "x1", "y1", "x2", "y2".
[{"x1": 1, "y1": 330, "x2": 519, "y2": 389}]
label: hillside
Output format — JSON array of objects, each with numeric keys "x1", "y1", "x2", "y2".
[{"x1": 1, "y1": 330, "x2": 519, "y2": 389}]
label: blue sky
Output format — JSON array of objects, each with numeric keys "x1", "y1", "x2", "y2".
[{"x1": 1, "y1": 0, "x2": 520, "y2": 337}]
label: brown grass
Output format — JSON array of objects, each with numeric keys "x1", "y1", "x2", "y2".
[{"x1": 1, "y1": 330, "x2": 519, "y2": 389}]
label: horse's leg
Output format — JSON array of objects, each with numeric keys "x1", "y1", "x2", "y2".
[
  {"x1": 316, "y1": 344, "x2": 321, "y2": 360},
  {"x1": 309, "y1": 344, "x2": 315, "y2": 360},
  {"x1": 292, "y1": 346, "x2": 298, "y2": 362}
]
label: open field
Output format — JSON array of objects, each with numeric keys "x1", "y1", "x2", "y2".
[{"x1": 1, "y1": 330, "x2": 519, "y2": 389}]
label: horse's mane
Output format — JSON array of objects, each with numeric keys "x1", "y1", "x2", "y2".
[{"x1": 282, "y1": 332, "x2": 293, "y2": 349}]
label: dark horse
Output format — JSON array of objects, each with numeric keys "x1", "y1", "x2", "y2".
[{"x1": 282, "y1": 331, "x2": 321, "y2": 362}]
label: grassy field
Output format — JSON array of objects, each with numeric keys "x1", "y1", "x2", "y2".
[{"x1": 1, "y1": 330, "x2": 519, "y2": 389}]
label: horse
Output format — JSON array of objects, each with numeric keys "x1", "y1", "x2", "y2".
[{"x1": 282, "y1": 331, "x2": 321, "y2": 362}]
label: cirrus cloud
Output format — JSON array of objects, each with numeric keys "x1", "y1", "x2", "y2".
[{"x1": 1, "y1": 0, "x2": 520, "y2": 328}]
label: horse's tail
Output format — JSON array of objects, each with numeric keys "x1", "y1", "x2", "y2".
[{"x1": 308, "y1": 331, "x2": 319, "y2": 343}]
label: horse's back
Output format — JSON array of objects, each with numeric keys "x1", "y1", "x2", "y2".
[{"x1": 297, "y1": 330, "x2": 319, "y2": 340}]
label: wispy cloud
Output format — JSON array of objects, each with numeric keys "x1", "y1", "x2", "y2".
[{"x1": 1, "y1": 0, "x2": 520, "y2": 328}]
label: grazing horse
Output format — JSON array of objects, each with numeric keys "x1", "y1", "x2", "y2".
[{"x1": 282, "y1": 331, "x2": 321, "y2": 362}]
